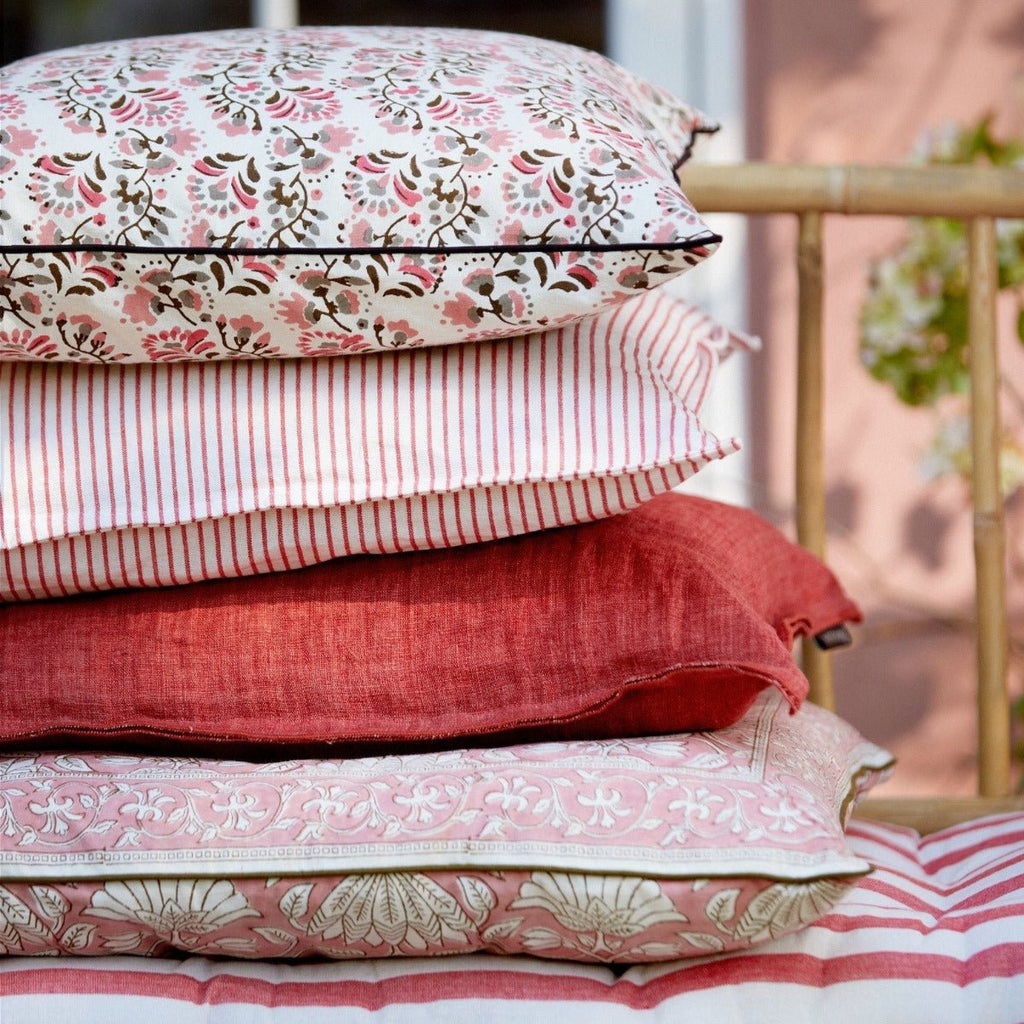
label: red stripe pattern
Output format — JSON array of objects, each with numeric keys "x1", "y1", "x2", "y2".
[
  {"x1": 1, "y1": 815, "x2": 1021, "y2": 1021},
  {"x1": 1, "y1": 292, "x2": 746, "y2": 601}
]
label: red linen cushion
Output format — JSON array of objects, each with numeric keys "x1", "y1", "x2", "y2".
[{"x1": 0, "y1": 493, "x2": 861, "y2": 756}]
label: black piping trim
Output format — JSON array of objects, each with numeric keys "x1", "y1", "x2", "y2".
[
  {"x1": 0, "y1": 232, "x2": 722, "y2": 258},
  {"x1": 672, "y1": 123, "x2": 722, "y2": 174}
]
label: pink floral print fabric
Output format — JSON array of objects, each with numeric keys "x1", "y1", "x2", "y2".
[
  {"x1": 4, "y1": 814, "x2": 1021, "y2": 1018},
  {"x1": 0, "y1": 692, "x2": 893, "y2": 962},
  {"x1": 0, "y1": 26, "x2": 719, "y2": 362}
]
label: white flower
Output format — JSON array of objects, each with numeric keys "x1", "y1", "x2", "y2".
[
  {"x1": 484, "y1": 775, "x2": 542, "y2": 814},
  {"x1": 577, "y1": 785, "x2": 630, "y2": 828},
  {"x1": 394, "y1": 781, "x2": 451, "y2": 824},
  {"x1": 308, "y1": 873, "x2": 475, "y2": 950},
  {"x1": 84, "y1": 879, "x2": 259, "y2": 947},
  {"x1": 210, "y1": 785, "x2": 267, "y2": 832},
  {"x1": 27, "y1": 794, "x2": 83, "y2": 836},
  {"x1": 511, "y1": 872, "x2": 688, "y2": 951}
]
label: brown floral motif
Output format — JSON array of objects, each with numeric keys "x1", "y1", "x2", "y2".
[
  {"x1": 214, "y1": 314, "x2": 279, "y2": 357},
  {"x1": 54, "y1": 313, "x2": 127, "y2": 362},
  {"x1": 264, "y1": 171, "x2": 328, "y2": 248},
  {"x1": 0, "y1": 258, "x2": 45, "y2": 327},
  {"x1": 43, "y1": 66, "x2": 117, "y2": 134},
  {"x1": 188, "y1": 57, "x2": 272, "y2": 134}
]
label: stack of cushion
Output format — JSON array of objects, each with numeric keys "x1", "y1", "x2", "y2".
[{"x1": 0, "y1": 25, "x2": 890, "y2": 965}]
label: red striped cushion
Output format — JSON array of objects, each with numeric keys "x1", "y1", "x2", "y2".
[
  {"x1": 2, "y1": 814, "x2": 1020, "y2": 1022},
  {"x1": 0, "y1": 291, "x2": 746, "y2": 601}
]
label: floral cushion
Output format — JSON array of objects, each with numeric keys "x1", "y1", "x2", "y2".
[
  {"x1": 0, "y1": 691, "x2": 893, "y2": 962},
  {"x1": 0, "y1": 290, "x2": 746, "y2": 602},
  {"x1": 0, "y1": 26, "x2": 718, "y2": 362},
  {"x1": 4, "y1": 814, "x2": 1020, "y2": 1021}
]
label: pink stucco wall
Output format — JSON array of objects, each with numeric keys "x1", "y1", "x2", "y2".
[{"x1": 740, "y1": 0, "x2": 1024, "y2": 794}]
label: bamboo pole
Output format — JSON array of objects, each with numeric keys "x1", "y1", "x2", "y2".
[
  {"x1": 676, "y1": 162, "x2": 1024, "y2": 815},
  {"x1": 857, "y1": 795, "x2": 1024, "y2": 835},
  {"x1": 679, "y1": 163, "x2": 1024, "y2": 218},
  {"x1": 968, "y1": 217, "x2": 1011, "y2": 798},
  {"x1": 795, "y1": 210, "x2": 834, "y2": 710}
]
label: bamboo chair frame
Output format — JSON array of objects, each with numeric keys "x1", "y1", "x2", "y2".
[{"x1": 678, "y1": 163, "x2": 1024, "y2": 833}]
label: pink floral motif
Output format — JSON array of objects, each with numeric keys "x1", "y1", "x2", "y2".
[
  {"x1": 426, "y1": 90, "x2": 502, "y2": 128},
  {"x1": 109, "y1": 87, "x2": 186, "y2": 128},
  {"x1": 265, "y1": 85, "x2": 342, "y2": 123},
  {"x1": 29, "y1": 153, "x2": 107, "y2": 219},
  {"x1": 0, "y1": 125, "x2": 37, "y2": 177},
  {"x1": 0, "y1": 329, "x2": 59, "y2": 359},
  {"x1": 188, "y1": 153, "x2": 260, "y2": 219},
  {"x1": 298, "y1": 329, "x2": 370, "y2": 355},
  {"x1": 142, "y1": 327, "x2": 217, "y2": 361},
  {"x1": 215, "y1": 314, "x2": 278, "y2": 357},
  {"x1": 122, "y1": 283, "x2": 162, "y2": 326},
  {"x1": 278, "y1": 291, "x2": 317, "y2": 329},
  {"x1": 369, "y1": 317, "x2": 421, "y2": 349},
  {"x1": 444, "y1": 268, "x2": 527, "y2": 327}
]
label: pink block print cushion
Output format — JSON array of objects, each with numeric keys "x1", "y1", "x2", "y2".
[
  {"x1": 4, "y1": 813, "x2": 1019, "y2": 1019},
  {"x1": 0, "y1": 691, "x2": 894, "y2": 963},
  {"x1": 0, "y1": 25, "x2": 719, "y2": 362},
  {"x1": 0, "y1": 290, "x2": 746, "y2": 602},
  {"x1": 0, "y1": 492, "x2": 862, "y2": 755}
]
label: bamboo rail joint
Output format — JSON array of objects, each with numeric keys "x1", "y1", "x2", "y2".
[{"x1": 676, "y1": 163, "x2": 1024, "y2": 821}]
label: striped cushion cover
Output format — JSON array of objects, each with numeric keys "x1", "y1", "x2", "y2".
[
  {"x1": 2, "y1": 814, "x2": 1021, "y2": 1023},
  {"x1": 0, "y1": 290, "x2": 745, "y2": 601}
]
